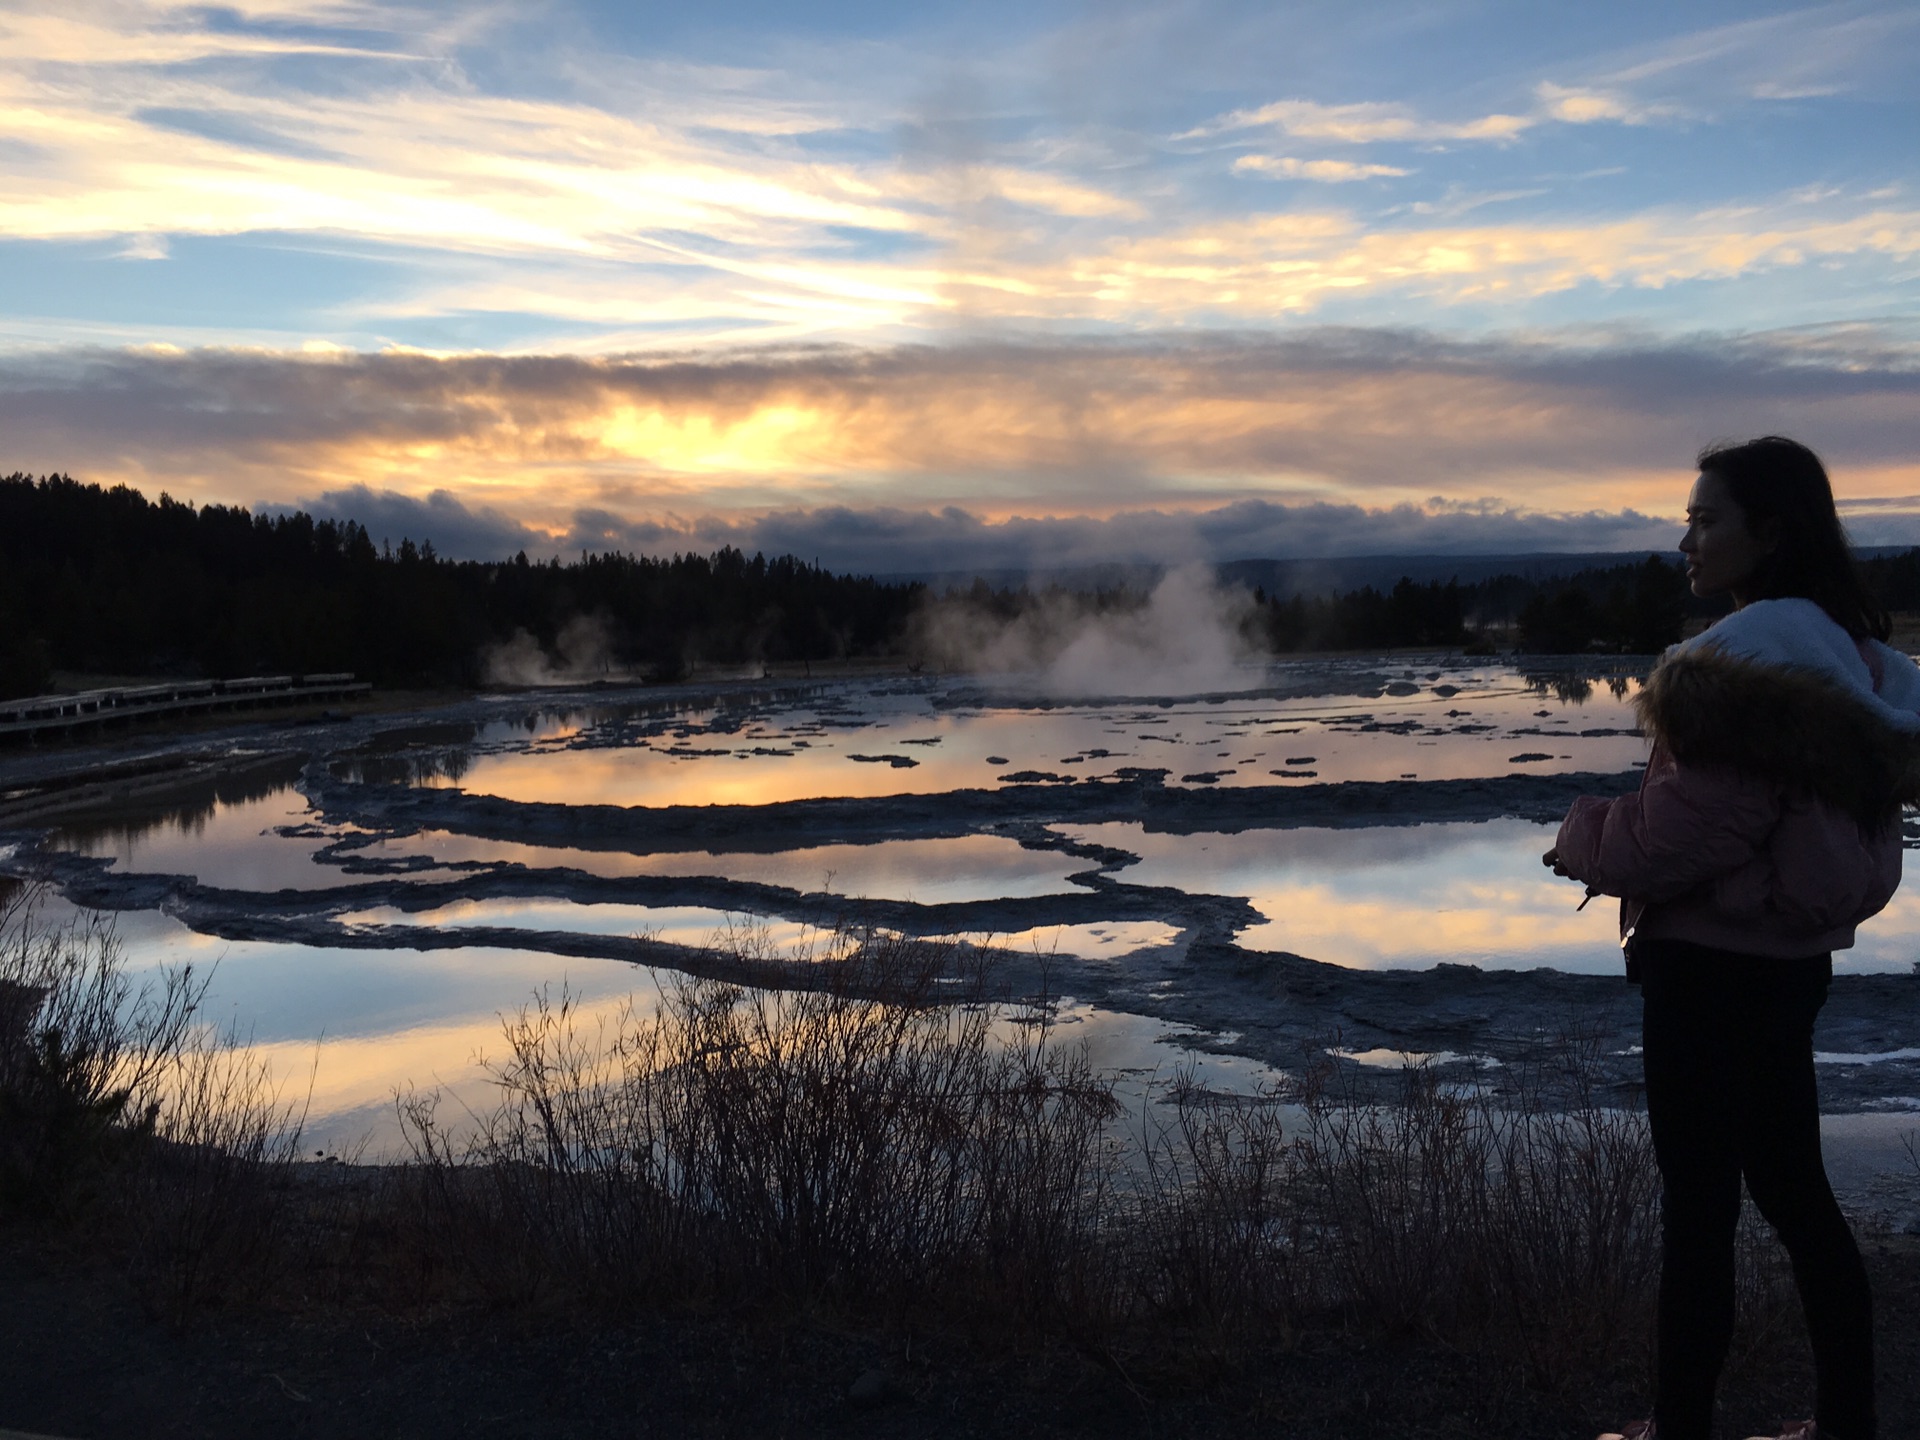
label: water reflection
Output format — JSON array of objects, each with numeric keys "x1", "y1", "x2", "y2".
[
  {"x1": 338, "y1": 900, "x2": 1190, "y2": 969},
  {"x1": 1520, "y1": 666, "x2": 1640, "y2": 706},
  {"x1": 1067, "y1": 819, "x2": 1641, "y2": 974},
  {"x1": 352, "y1": 831, "x2": 1086, "y2": 903},
  {"x1": 41, "y1": 900, "x2": 661, "y2": 1155},
  {"x1": 1049, "y1": 998, "x2": 1287, "y2": 1101},
  {"x1": 413, "y1": 661, "x2": 1648, "y2": 809},
  {"x1": 57, "y1": 779, "x2": 370, "y2": 892},
  {"x1": 1844, "y1": 887, "x2": 1920, "y2": 974},
  {"x1": 20, "y1": 892, "x2": 1276, "y2": 1158},
  {"x1": 51, "y1": 779, "x2": 1087, "y2": 904},
  {"x1": 340, "y1": 898, "x2": 835, "y2": 960},
  {"x1": 52, "y1": 755, "x2": 306, "y2": 848},
  {"x1": 1064, "y1": 819, "x2": 1916, "y2": 975},
  {"x1": 1334, "y1": 1046, "x2": 1498, "y2": 1070},
  {"x1": 967, "y1": 921, "x2": 1187, "y2": 963}
]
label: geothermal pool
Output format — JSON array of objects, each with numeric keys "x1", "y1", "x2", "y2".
[{"x1": 9, "y1": 653, "x2": 1920, "y2": 1156}]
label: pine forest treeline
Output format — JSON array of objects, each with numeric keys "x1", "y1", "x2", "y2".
[
  {"x1": 0, "y1": 474, "x2": 921, "y2": 698},
  {"x1": 1252, "y1": 555, "x2": 1700, "y2": 656},
  {"x1": 7, "y1": 472, "x2": 1920, "y2": 701}
]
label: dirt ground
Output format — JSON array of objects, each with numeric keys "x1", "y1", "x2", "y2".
[{"x1": 0, "y1": 1227, "x2": 1914, "y2": 1440}]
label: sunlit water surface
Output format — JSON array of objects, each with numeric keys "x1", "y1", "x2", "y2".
[
  {"x1": 27, "y1": 897, "x2": 1270, "y2": 1155},
  {"x1": 398, "y1": 660, "x2": 1647, "y2": 807},
  {"x1": 24, "y1": 656, "x2": 1920, "y2": 1151},
  {"x1": 68, "y1": 796, "x2": 1086, "y2": 903}
]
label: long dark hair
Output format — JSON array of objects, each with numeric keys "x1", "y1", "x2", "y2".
[{"x1": 1697, "y1": 435, "x2": 1889, "y2": 642}]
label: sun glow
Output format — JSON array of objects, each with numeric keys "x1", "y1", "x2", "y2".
[
  {"x1": 597, "y1": 401, "x2": 838, "y2": 474},
  {"x1": 10, "y1": 338, "x2": 1920, "y2": 540}
]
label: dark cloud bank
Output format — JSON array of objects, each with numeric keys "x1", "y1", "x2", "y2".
[
  {"x1": 5, "y1": 326, "x2": 1917, "y2": 574},
  {"x1": 294, "y1": 484, "x2": 1694, "y2": 582}
]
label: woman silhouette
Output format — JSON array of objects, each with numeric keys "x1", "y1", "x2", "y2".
[{"x1": 1547, "y1": 437, "x2": 1916, "y2": 1440}]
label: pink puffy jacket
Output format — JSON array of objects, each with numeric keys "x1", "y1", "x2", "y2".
[{"x1": 1556, "y1": 633, "x2": 1920, "y2": 959}]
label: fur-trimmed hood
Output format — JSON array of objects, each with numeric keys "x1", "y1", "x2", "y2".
[{"x1": 1637, "y1": 601, "x2": 1920, "y2": 825}]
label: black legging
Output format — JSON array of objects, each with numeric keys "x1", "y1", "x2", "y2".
[{"x1": 1635, "y1": 939, "x2": 1875, "y2": 1440}]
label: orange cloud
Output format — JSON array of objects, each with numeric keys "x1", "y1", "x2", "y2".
[
  {"x1": 6, "y1": 330, "x2": 1919, "y2": 542},
  {"x1": 951, "y1": 204, "x2": 1920, "y2": 323},
  {"x1": 317, "y1": 197, "x2": 1920, "y2": 344}
]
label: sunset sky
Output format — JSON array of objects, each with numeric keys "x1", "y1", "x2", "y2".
[{"x1": 3, "y1": 0, "x2": 1917, "y2": 570}]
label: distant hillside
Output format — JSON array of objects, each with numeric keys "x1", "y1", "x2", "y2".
[
  {"x1": 900, "y1": 548, "x2": 1920, "y2": 601},
  {"x1": 1218, "y1": 552, "x2": 1671, "y2": 599}
]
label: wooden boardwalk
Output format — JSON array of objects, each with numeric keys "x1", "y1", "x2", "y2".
[{"x1": 0, "y1": 674, "x2": 371, "y2": 741}]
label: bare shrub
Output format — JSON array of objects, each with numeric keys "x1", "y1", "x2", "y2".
[
  {"x1": 1129, "y1": 1073, "x2": 1298, "y2": 1338},
  {"x1": 384, "y1": 943, "x2": 1797, "y2": 1401},
  {"x1": 118, "y1": 1027, "x2": 310, "y2": 1326},
  {"x1": 1288, "y1": 1060, "x2": 1505, "y2": 1333},
  {"x1": 1468, "y1": 1060, "x2": 1662, "y2": 1387},
  {"x1": 397, "y1": 927, "x2": 1119, "y2": 1325},
  {"x1": 0, "y1": 882, "x2": 198, "y2": 1218},
  {"x1": 1296, "y1": 1054, "x2": 1664, "y2": 1385},
  {"x1": 0, "y1": 880, "x2": 307, "y2": 1325},
  {"x1": 0, "y1": 887, "x2": 1807, "y2": 1398}
]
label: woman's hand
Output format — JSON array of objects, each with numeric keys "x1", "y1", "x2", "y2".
[
  {"x1": 1545, "y1": 845, "x2": 1600, "y2": 909},
  {"x1": 1543, "y1": 844, "x2": 1605, "y2": 913}
]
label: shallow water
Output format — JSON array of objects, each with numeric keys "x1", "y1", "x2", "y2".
[
  {"x1": 965, "y1": 920, "x2": 1189, "y2": 963},
  {"x1": 1063, "y1": 818, "x2": 1920, "y2": 975},
  {"x1": 340, "y1": 898, "x2": 837, "y2": 959},
  {"x1": 393, "y1": 660, "x2": 1646, "y2": 808},
  {"x1": 15, "y1": 654, "x2": 1920, "y2": 1154},
  {"x1": 350, "y1": 830, "x2": 1087, "y2": 903},
  {"x1": 1064, "y1": 817, "x2": 1621, "y2": 970},
  {"x1": 60, "y1": 788, "x2": 1091, "y2": 906},
  {"x1": 25, "y1": 895, "x2": 1271, "y2": 1155},
  {"x1": 62, "y1": 788, "x2": 370, "y2": 892}
]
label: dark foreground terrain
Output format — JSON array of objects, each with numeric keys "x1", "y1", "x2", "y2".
[{"x1": 3, "y1": 1228, "x2": 1916, "y2": 1440}]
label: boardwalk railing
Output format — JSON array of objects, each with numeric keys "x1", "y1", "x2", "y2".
[{"x1": 0, "y1": 674, "x2": 371, "y2": 740}]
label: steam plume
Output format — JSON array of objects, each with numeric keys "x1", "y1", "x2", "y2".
[
  {"x1": 912, "y1": 564, "x2": 1263, "y2": 698},
  {"x1": 482, "y1": 614, "x2": 618, "y2": 687}
]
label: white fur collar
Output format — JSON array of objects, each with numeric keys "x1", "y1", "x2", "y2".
[{"x1": 1672, "y1": 597, "x2": 1920, "y2": 734}]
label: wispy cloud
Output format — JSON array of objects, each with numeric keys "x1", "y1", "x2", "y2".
[
  {"x1": 23, "y1": 178, "x2": 1913, "y2": 353},
  {"x1": 3, "y1": 1, "x2": 1914, "y2": 352},
  {"x1": 1179, "y1": 97, "x2": 1533, "y2": 145},
  {"x1": 0, "y1": 1, "x2": 1152, "y2": 346},
  {"x1": 1181, "y1": 74, "x2": 1690, "y2": 152},
  {"x1": 0, "y1": 85, "x2": 924, "y2": 253},
  {"x1": 1587, "y1": 3, "x2": 1920, "y2": 101},
  {"x1": 1176, "y1": 6, "x2": 1920, "y2": 159},
  {"x1": 0, "y1": 2, "x2": 926, "y2": 257},
  {"x1": 964, "y1": 198, "x2": 1920, "y2": 324},
  {"x1": 112, "y1": 233, "x2": 169, "y2": 261},
  {"x1": 0, "y1": 2, "x2": 426, "y2": 68},
  {"x1": 1232, "y1": 156, "x2": 1411, "y2": 183},
  {"x1": 1532, "y1": 83, "x2": 1680, "y2": 127}
]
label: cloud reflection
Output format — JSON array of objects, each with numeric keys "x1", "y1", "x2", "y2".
[{"x1": 1068, "y1": 819, "x2": 1630, "y2": 973}]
